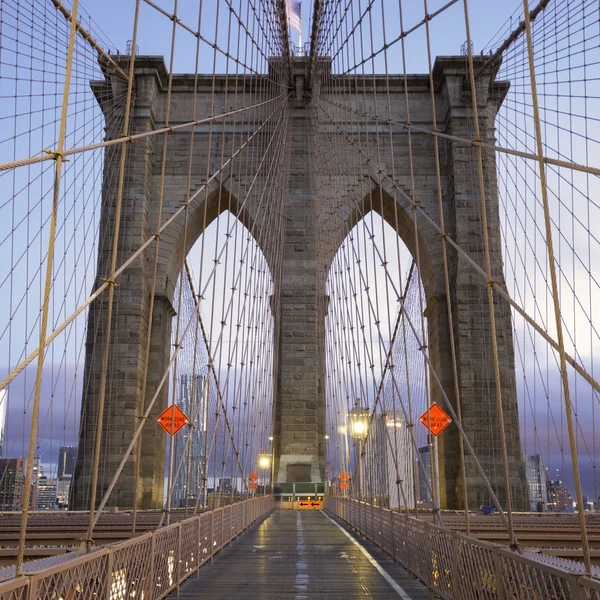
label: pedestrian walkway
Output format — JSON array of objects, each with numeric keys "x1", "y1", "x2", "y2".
[{"x1": 172, "y1": 509, "x2": 430, "y2": 599}]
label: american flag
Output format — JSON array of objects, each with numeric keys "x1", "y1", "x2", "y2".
[{"x1": 287, "y1": 0, "x2": 301, "y2": 35}]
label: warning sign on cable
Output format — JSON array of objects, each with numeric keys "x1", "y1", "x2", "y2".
[
  {"x1": 157, "y1": 405, "x2": 189, "y2": 436},
  {"x1": 419, "y1": 403, "x2": 452, "y2": 437}
]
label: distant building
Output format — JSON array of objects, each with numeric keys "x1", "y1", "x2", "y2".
[
  {"x1": 363, "y1": 412, "x2": 414, "y2": 509},
  {"x1": 56, "y1": 474, "x2": 71, "y2": 509},
  {"x1": 173, "y1": 374, "x2": 208, "y2": 506},
  {"x1": 525, "y1": 454, "x2": 548, "y2": 512},
  {"x1": 0, "y1": 458, "x2": 25, "y2": 511},
  {"x1": 57, "y1": 446, "x2": 76, "y2": 479},
  {"x1": 36, "y1": 476, "x2": 57, "y2": 510},
  {"x1": 547, "y1": 479, "x2": 573, "y2": 512},
  {"x1": 32, "y1": 457, "x2": 43, "y2": 483},
  {"x1": 218, "y1": 478, "x2": 232, "y2": 495},
  {"x1": 418, "y1": 446, "x2": 432, "y2": 503}
]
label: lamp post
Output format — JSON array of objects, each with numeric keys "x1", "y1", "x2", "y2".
[
  {"x1": 257, "y1": 453, "x2": 271, "y2": 495},
  {"x1": 349, "y1": 399, "x2": 369, "y2": 500}
]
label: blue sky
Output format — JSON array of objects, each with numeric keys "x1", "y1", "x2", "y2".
[{"x1": 84, "y1": 0, "x2": 520, "y2": 75}]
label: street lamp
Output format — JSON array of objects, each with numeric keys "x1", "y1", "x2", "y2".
[
  {"x1": 349, "y1": 400, "x2": 369, "y2": 440},
  {"x1": 257, "y1": 453, "x2": 271, "y2": 470},
  {"x1": 348, "y1": 400, "x2": 369, "y2": 500}
]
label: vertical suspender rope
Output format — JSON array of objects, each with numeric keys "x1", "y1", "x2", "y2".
[
  {"x1": 419, "y1": 0, "x2": 471, "y2": 530},
  {"x1": 158, "y1": 0, "x2": 179, "y2": 528},
  {"x1": 15, "y1": 0, "x2": 80, "y2": 575},
  {"x1": 180, "y1": 0, "x2": 206, "y2": 519},
  {"x1": 87, "y1": 0, "x2": 140, "y2": 547},
  {"x1": 397, "y1": 0, "x2": 436, "y2": 521},
  {"x1": 460, "y1": 0, "x2": 518, "y2": 549},
  {"x1": 521, "y1": 0, "x2": 592, "y2": 572}
]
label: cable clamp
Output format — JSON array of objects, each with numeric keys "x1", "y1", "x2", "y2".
[
  {"x1": 153, "y1": 232, "x2": 161, "y2": 241},
  {"x1": 43, "y1": 149, "x2": 69, "y2": 162},
  {"x1": 485, "y1": 279, "x2": 499, "y2": 289},
  {"x1": 469, "y1": 137, "x2": 483, "y2": 148},
  {"x1": 101, "y1": 277, "x2": 118, "y2": 287}
]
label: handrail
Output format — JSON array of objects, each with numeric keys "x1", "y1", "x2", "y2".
[
  {"x1": 0, "y1": 496, "x2": 274, "y2": 600},
  {"x1": 325, "y1": 496, "x2": 600, "y2": 599}
]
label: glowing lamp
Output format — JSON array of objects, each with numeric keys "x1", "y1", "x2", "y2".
[
  {"x1": 349, "y1": 400, "x2": 369, "y2": 440},
  {"x1": 257, "y1": 453, "x2": 271, "y2": 469}
]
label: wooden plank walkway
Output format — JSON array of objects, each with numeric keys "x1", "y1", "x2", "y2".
[{"x1": 172, "y1": 509, "x2": 431, "y2": 599}]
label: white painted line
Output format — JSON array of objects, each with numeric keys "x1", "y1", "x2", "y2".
[{"x1": 321, "y1": 511, "x2": 414, "y2": 600}]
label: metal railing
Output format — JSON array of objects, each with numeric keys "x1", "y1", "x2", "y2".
[
  {"x1": 0, "y1": 496, "x2": 273, "y2": 600},
  {"x1": 326, "y1": 496, "x2": 600, "y2": 600}
]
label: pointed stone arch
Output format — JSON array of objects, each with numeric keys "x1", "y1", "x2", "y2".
[{"x1": 323, "y1": 179, "x2": 443, "y2": 305}]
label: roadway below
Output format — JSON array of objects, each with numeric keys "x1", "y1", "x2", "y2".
[{"x1": 171, "y1": 509, "x2": 430, "y2": 599}]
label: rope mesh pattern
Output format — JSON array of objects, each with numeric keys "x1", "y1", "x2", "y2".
[{"x1": 0, "y1": 0, "x2": 600, "y2": 590}]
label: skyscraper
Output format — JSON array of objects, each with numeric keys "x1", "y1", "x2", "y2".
[
  {"x1": 173, "y1": 374, "x2": 208, "y2": 507},
  {"x1": 0, "y1": 458, "x2": 25, "y2": 511},
  {"x1": 418, "y1": 446, "x2": 432, "y2": 504},
  {"x1": 57, "y1": 446, "x2": 76, "y2": 479},
  {"x1": 36, "y1": 475, "x2": 58, "y2": 510},
  {"x1": 363, "y1": 412, "x2": 414, "y2": 510},
  {"x1": 547, "y1": 479, "x2": 573, "y2": 512},
  {"x1": 525, "y1": 454, "x2": 547, "y2": 512}
]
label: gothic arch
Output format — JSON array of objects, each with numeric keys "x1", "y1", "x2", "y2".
[
  {"x1": 159, "y1": 182, "x2": 275, "y2": 306},
  {"x1": 322, "y1": 179, "x2": 444, "y2": 305}
]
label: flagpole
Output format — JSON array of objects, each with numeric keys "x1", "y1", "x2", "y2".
[{"x1": 298, "y1": 2, "x2": 302, "y2": 54}]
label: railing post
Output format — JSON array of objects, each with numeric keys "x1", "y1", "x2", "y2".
[
  {"x1": 148, "y1": 531, "x2": 156, "y2": 600},
  {"x1": 570, "y1": 574, "x2": 585, "y2": 600},
  {"x1": 388, "y1": 508, "x2": 395, "y2": 561},
  {"x1": 494, "y1": 548, "x2": 504, "y2": 600},
  {"x1": 27, "y1": 574, "x2": 38, "y2": 600},
  {"x1": 221, "y1": 508, "x2": 225, "y2": 554},
  {"x1": 176, "y1": 522, "x2": 182, "y2": 595},
  {"x1": 195, "y1": 516, "x2": 201, "y2": 578},
  {"x1": 425, "y1": 523, "x2": 432, "y2": 590},
  {"x1": 210, "y1": 511, "x2": 215, "y2": 564},
  {"x1": 105, "y1": 546, "x2": 115, "y2": 600},
  {"x1": 451, "y1": 533, "x2": 459, "y2": 600},
  {"x1": 378, "y1": 504, "x2": 383, "y2": 550}
]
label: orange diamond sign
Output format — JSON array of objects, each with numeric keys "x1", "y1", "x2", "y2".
[
  {"x1": 249, "y1": 471, "x2": 258, "y2": 482},
  {"x1": 157, "y1": 404, "x2": 189, "y2": 435},
  {"x1": 419, "y1": 403, "x2": 452, "y2": 437}
]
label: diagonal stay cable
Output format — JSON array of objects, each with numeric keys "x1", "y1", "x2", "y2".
[{"x1": 0, "y1": 92, "x2": 292, "y2": 394}]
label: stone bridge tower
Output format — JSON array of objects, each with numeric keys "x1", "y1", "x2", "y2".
[{"x1": 72, "y1": 56, "x2": 529, "y2": 511}]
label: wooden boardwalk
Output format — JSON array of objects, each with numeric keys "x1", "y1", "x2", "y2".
[{"x1": 172, "y1": 509, "x2": 430, "y2": 599}]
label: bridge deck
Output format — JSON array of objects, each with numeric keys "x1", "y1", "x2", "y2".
[{"x1": 173, "y1": 509, "x2": 429, "y2": 599}]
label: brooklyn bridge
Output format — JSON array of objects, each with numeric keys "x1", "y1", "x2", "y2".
[{"x1": 1, "y1": 0, "x2": 600, "y2": 598}]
